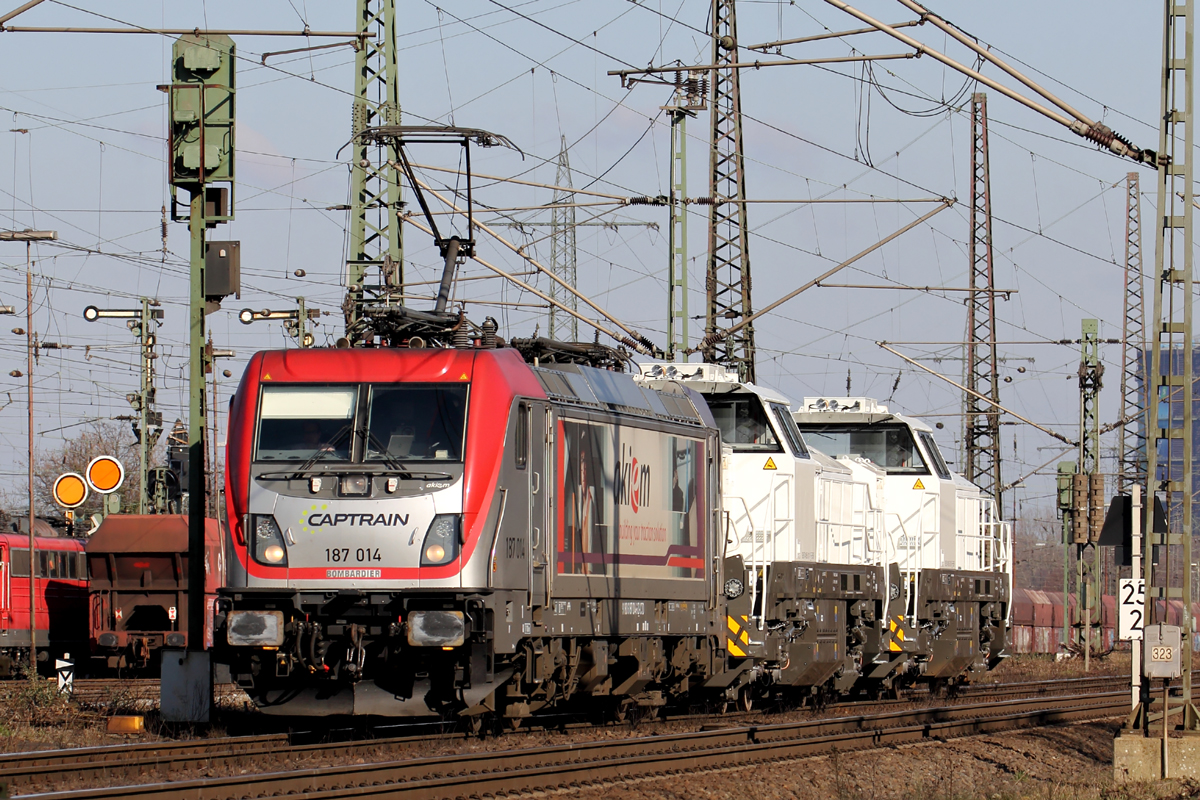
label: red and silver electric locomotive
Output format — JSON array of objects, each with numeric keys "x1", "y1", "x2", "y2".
[{"x1": 216, "y1": 346, "x2": 726, "y2": 719}]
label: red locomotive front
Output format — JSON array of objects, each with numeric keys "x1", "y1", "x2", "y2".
[{"x1": 215, "y1": 345, "x2": 726, "y2": 720}]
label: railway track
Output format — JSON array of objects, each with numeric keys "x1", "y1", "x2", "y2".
[
  {"x1": 0, "y1": 672, "x2": 1154, "y2": 797},
  {"x1": 10, "y1": 689, "x2": 1130, "y2": 800}
]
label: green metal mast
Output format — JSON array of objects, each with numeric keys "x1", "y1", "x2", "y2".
[
  {"x1": 1076, "y1": 318, "x2": 1103, "y2": 670},
  {"x1": 167, "y1": 33, "x2": 235, "y2": 665},
  {"x1": 1143, "y1": 0, "x2": 1198, "y2": 732},
  {"x1": 666, "y1": 73, "x2": 704, "y2": 361},
  {"x1": 345, "y1": 0, "x2": 402, "y2": 345}
]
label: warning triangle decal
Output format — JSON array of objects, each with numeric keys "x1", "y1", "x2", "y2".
[
  {"x1": 459, "y1": 373, "x2": 469, "y2": 380},
  {"x1": 912, "y1": 478, "x2": 925, "y2": 490},
  {"x1": 763, "y1": 457, "x2": 777, "y2": 470},
  {"x1": 262, "y1": 373, "x2": 272, "y2": 381}
]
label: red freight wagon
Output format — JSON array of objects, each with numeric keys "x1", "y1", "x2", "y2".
[
  {"x1": 0, "y1": 531, "x2": 88, "y2": 676},
  {"x1": 86, "y1": 515, "x2": 224, "y2": 673}
]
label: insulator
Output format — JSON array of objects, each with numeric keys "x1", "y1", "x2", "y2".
[
  {"x1": 618, "y1": 335, "x2": 642, "y2": 351},
  {"x1": 453, "y1": 326, "x2": 471, "y2": 348},
  {"x1": 481, "y1": 317, "x2": 498, "y2": 349},
  {"x1": 1082, "y1": 124, "x2": 1115, "y2": 149}
]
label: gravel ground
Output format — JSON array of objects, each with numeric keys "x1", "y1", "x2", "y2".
[{"x1": 566, "y1": 721, "x2": 1198, "y2": 800}]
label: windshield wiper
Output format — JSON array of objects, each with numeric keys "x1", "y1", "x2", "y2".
[
  {"x1": 289, "y1": 423, "x2": 353, "y2": 478},
  {"x1": 362, "y1": 427, "x2": 408, "y2": 473}
]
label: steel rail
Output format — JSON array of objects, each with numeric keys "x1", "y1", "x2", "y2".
[
  {"x1": 15, "y1": 691, "x2": 1132, "y2": 800},
  {"x1": 0, "y1": 673, "x2": 1153, "y2": 794}
]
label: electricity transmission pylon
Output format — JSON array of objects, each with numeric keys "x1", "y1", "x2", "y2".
[{"x1": 549, "y1": 136, "x2": 578, "y2": 342}]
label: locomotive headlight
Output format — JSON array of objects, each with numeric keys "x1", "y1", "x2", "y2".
[
  {"x1": 420, "y1": 514, "x2": 460, "y2": 566},
  {"x1": 252, "y1": 515, "x2": 289, "y2": 567},
  {"x1": 340, "y1": 475, "x2": 370, "y2": 496}
]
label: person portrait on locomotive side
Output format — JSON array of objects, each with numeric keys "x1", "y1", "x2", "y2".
[
  {"x1": 670, "y1": 437, "x2": 702, "y2": 578},
  {"x1": 561, "y1": 421, "x2": 609, "y2": 576}
]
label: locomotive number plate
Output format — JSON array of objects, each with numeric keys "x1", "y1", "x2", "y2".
[{"x1": 327, "y1": 568, "x2": 382, "y2": 578}]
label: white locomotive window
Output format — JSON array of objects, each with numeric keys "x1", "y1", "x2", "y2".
[
  {"x1": 771, "y1": 404, "x2": 810, "y2": 458},
  {"x1": 917, "y1": 431, "x2": 951, "y2": 479},
  {"x1": 256, "y1": 386, "x2": 356, "y2": 462},
  {"x1": 703, "y1": 396, "x2": 781, "y2": 452},
  {"x1": 799, "y1": 424, "x2": 928, "y2": 474},
  {"x1": 365, "y1": 385, "x2": 468, "y2": 462}
]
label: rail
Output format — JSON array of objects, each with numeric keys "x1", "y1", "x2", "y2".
[
  {"x1": 0, "y1": 672, "x2": 1177, "y2": 797},
  {"x1": 13, "y1": 689, "x2": 1135, "y2": 800}
]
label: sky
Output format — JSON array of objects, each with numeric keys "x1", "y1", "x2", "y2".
[{"x1": 0, "y1": 0, "x2": 1173, "y2": 524}]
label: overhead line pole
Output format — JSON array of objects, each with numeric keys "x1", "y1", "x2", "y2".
[
  {"x1": 1119, "y1": 172, "x2": 1146, "y2": 497},
  {"x1": 1138, "y1": 0, "x2": 1199, "y2": 739},
  {"x1": 966, "y1": 93, "x2": 1003, "y2": 510},
  {"x1": 0, "y1": 227, "x2": 55, "y2": 675},
  {"x1": 345, "y1": 0, "x2": 402, "y2": 346},
  {"x1": 665, "y1": 72, "x2": 705, "y2": 360},
  {"x1": 704, "y1": 0, "x2": 756, "y2": 383}
]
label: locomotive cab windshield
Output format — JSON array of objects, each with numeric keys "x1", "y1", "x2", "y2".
[
  {"x1": 255, "y1": 383, "x2": 468, "y2": 464},
  {"x1": 799, "y1": 423, "x2": 928, "y2": 474}
]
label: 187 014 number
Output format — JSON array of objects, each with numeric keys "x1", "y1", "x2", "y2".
[{"x1": 325, "y1": 548, "x2": 382, "y2": 563}]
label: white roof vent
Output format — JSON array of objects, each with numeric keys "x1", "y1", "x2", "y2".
[
  {"x1": 802, "y1": 396, "x2": 887, "y2": 413},
  {"x1": 637, "y1": 362, "x2": 739, "y2": 382}
]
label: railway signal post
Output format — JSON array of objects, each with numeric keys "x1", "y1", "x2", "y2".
[
  {"x1": 83, "y1": 300, "x2": 165, "y2": 514},
  {"x1": 163, "y1": 32, "x2": 236, "y2": 722}
]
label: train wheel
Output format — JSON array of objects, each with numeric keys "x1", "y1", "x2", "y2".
[
  {"x1": 506, "y1": 716, "x2": 523, "y2": 731},
  {"x1": 611, "y1": 700, "x2": 629, "y2": 724},
  {"x1": 465, "y1": 714, "x2": 485, "y2": 736},
  {"x1": 736, "y1": 687, "x2": 753, "y2": 713}
]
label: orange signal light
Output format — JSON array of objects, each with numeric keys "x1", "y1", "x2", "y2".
[
  {"x1": 52, "y1": 472, "x2": 89, "y2": 509},
  {"x1": 86, "y1": 455, "x2": 125, "y2": 494}
]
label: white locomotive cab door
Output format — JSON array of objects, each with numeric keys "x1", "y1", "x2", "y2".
[{"x1": 529, "y1": 403, "x2": 551, "y2": 607}]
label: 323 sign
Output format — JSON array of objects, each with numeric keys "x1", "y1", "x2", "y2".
[{"x1": 1118, "y1": 578, "x2": 1145, "y2": 641}]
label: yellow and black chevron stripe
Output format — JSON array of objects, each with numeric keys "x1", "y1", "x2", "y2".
[
  {"x1": 726, "y1": 614, "x2": 752, "y2": 658},
  {"x1": 886, "y1": 615, "x2": 908, "y2": 652}
]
